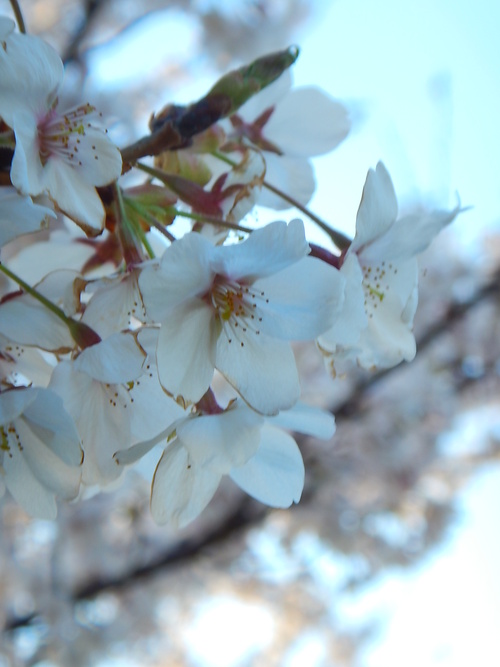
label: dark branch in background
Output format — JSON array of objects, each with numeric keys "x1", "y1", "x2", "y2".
[
  {"x1": 73, "y1": 497, "x2": 267, "y2": 600},
  {"x1": 62, "y1": 0, "x2": 106, "y2": 65},
  {"x1": 3, "y1": 269, "x2": 500, "y2": 633}
]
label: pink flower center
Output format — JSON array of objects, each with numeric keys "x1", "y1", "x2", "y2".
[{"x1": 37, "y1": 103, "x2": 97, "y2": 166}]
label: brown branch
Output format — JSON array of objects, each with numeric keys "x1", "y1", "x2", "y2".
[
  {"x1": 73, "y1": 497, "x2": 267, "y2": 600},
  {"x1": 120, "y1": 96, "x2": 231, "y2": 166},
  {"x1": 62, "y1": 0, "x2": 106, "y2": 65}
]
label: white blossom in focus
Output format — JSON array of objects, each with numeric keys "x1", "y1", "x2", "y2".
[
  {"x1": 49, "y1": 330, "x2": 186, "y2": 485},
  {"x1": 139, "y1": 220, "x2": 345, "y2": 415},
  {"x1": 0, "y1": 24, "x2": 122, "y2": 234},
  {"x1": 149, "y1": 400, "x2": 335, "y2": 529},
  {"x1": 0, "y1": 387, "x2": 82, "y2": 518},
  {"x1": 318, "y1": 162, "x2": 461, "y2": 372}
]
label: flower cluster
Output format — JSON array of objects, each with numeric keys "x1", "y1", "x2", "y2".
[{"x1": 0, "y1": 13, "x2": 460, "y2": 526}]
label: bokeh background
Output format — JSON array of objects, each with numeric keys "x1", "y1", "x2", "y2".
[{"x1": 1, "y1": 1, "x2": 499, "y2": 665}]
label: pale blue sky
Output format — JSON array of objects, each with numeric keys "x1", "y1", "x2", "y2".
[{"x1": 292, "y1": 0, "x2": 500, "y2": 249}]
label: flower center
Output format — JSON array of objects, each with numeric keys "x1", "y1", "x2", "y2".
[
  {"x1": 0, "y1": 423, "x2": 19, "y2": 456},
  {"x1": 37, "y1": 103, "x2": 97, "y2": 167},
  {"x1": 361, "y1": 261, "x2": 397, "y2": 318},
  {"x1": 209, "y1": 275, "x2": 267, "y2": 347}
]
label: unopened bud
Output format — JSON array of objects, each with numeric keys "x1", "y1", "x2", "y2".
[{"x1": 206, "y1": 46, "x2": 300, "y2": 116}]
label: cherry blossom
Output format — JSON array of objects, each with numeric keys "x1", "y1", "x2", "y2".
[
  {"x1": 0, "y1": 187, "x2": 55, "y2": 248},
  {"x1": 0, "y1": 25, "x2": 122, "y2": 234},
  {"x1": 318, "y1": 162, "x2": 461, "y2": 373},
  {"x1": 0, "y1": 16, "x2": 463, "y2": 529},
  {"x1": 0, "y1": 387, "x2": 82, "y2": 519},
  {"x1": 139, "y1": 220, "x2": 345, "y2": 414},
  {"x1": 149, "y1": 399, "x2": 335, "y2": 529},
  {"x1": 48, "y1": 330, "x2": 186, "y2": 485},
  {"x1": 223, "y1": 70, "x2": 350, "y2": 209}
]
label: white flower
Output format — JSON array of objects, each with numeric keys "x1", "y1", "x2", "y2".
[
  {"x1": 318, "y1": 162, "x2": 460, "y2": 372},
  {"x1": 138, "y1": 220, "x2": 345, "y2": 415},
  {"x1": 0, "y1": 187, "x2": 55, "y2": 248},
  {"x1": 149, "y1": 400, "x2": 335, "y2": 529},
  {"x1": 81, "y1": 270, "x2": 149, "y2": 339},
  {"x1": 49, "y1": 330, "x2": 186, "y2": 485},
  {"x1": 0, "y1": 26, "x2": 122, "y2": 234},
  {"x1": 0, "y1": 269, "x2": 84, "y2": 353},
  {"x1": 224, "y1": 70, "x2": 350, "y2": 209},
  {"x1": 0, "y1": 332, "x2": 55, "y2": 388},
  {"x1": 0, "y1": 386, "x2": 82, "y2": 519}
]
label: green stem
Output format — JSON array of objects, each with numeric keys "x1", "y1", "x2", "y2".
[
  {"x1": 125, "y1": 199, "x2": 176, "y2": 244},
  {"x1": 9, "y1": 0, "x2": 26, "y2": 33},
  {"x1": 0, "y1": 263, "x2": 101, "y2": 348},
  {"x1": 133, "y1": 161, "x2": 168, "y2": 182},
  {"x1": 133, "y1": 161, "x2": 254, "y2": 234},
  {"x1": 113, "y1": 183, "x2": 153, "y2": 263},
  {"x1": 166, "y1": 207, "x2": 253, "y2": 234},
  {"x1": 212, "y1": 150, "x2": 352, "y2": 250}
]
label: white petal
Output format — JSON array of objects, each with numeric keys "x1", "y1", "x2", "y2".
[
  {"x1": 252, "y1": 257, "x2": 345, "y2": 340},
  {"x1": 362, "y1": 204, "x2": 461, "y2": 262},
  {"x1": 38, "y1": 156, "x2": 108, "y2": 233},
  {"x1": 151, "y1": 442, "x2": 221, "y2": 528},
  {"x1": 67, "y1": 125, "x2": 122, "y2": 187},
  {"x1": 49, "y1": 361, "x2": 131, "y2": 485},
  {"x1": 83, "y1": 272, "x2": 148, "y2": 337},
  {"x1": 35, "y1": 269, "x2": 82, "y2": 316},
  {"x1": 317, "y1": 253, "x2": 367, "y2": 349},
  {"x1": 128, "y1": 337, "x2": 188, "y2": 443},
  {"x1": 7, "y1": 232, "x2": 94, "y2": 285},
  {"x1": 10, "y1": 110, "x2": 46, "y2": 196},
  {"x1": 0, "y1": 32, "x2": 63, "y2": 127},
  {"x1": 0, "y1": 296, "x2": 75, "y2": 352},
  {"x1": 216, "y1": 332, "x2": 300, "y2": 415},
  {"x1": 22, "y1": 388, "x2": 82, "y2": 466},
  {"x1": 219, "y1": 150, "x2": 266, "y2": 219},
  {"x1": 73, "y1": 332, "x2": 145, "y2": 384},
  {"x1": 3, "y1": 437, "x2": 58, "y2": 519},
  {"x1": 265, "y1": 87, "x2": 350, "y2": 157},
  {"x1": 0, "y1": 338, "x2": 54, "y2": 387},
  {"x1": 353, "y1": 162, "x2": 398, "y2": 252},
  {"x1": 213, "y1": 219, "x2": 309, "y2": 281},
  {"x1": 139, "y1": 234, "x2": 214, "y2": 319},
  {"x1": 0, "y1": 387, "x2": 38, "y2": 424},
  {"x1": 258, "y1": 154, "x2": 316, "y2": 209},
  {"x1": 177, "y1": 405, "x2": 263, "y2": 474},
  {"x1": 0, "y1": 17, "x2": 15, "y2": 40},
  {"x1": 270, "y1": 402, "x2": 336, "y2": 440},
  {"x1": 230, "y1": 425, "x2": 304, "y2": 507},
  {"x1": 357, "y1": 259, "x2": 419, "y2": 369},
  {"x1": 16, "y1": 418, "x2": 81, "y2": 499},
  {"x1": 155, "y1": 300, "x2": 216, "y2": 405},
  {"x1": 0, "y1": 188, "x2": 54, "y2": 247}
]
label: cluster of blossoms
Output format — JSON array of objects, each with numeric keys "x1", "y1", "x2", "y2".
[{"x1": 0, "y1": 12, "x2": 460, "y2": 527}]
